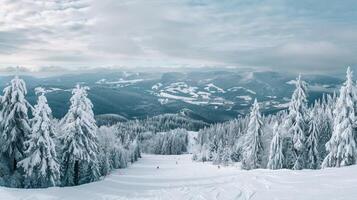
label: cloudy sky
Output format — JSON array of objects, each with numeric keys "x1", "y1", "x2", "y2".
[{"x1": 0, "y1": 0, "x2": 356, "y2": 73}]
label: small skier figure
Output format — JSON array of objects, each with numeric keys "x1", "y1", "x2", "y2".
[{"x1": 157, "y1": 166, "x2": 160, "y2": 169}]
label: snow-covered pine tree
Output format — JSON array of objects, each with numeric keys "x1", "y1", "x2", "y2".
[
  {"x1": 318, "y1": 94, "x2": 334, "y2": 159},
  {"x1": 18, "y1": 88, "x2": 60, "y2": 188},
  {"x1": 129, "y1": 137, "x2": 141, "y2": 163},
  {"x1": 306, "y1": 104, "x2": 320, "y2": 169},
  {"x1": 322, "y1": 67, "x2": 357, "y2": 168},
  {"x1": 60, "y1": 85, "x2": 100, "y2": 186},
  {"x1": 286, "y1": 75, "x2": 308, "y2": 170},
  {"x1": 267, "y1": 122, "x2": 284, "y2": 170},
  {"x1": 241, "y1": 99, "x2": 263, "y2": 170},
  {"x1": 160, "y1": 134, "x2": 171, "y2": 155},
  {"x1": 0, "y1": 76, "x2": 31, "y2": 174},
  {"x1": 213, "y1": 140, "x2": 223, "y2": 164},
  {"x1": 222, "y1": 142, "x2": 232, "y2": 166}
]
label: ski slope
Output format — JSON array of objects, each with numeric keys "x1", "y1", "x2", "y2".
[{"x1": 1, "y1": 154, "x2": 357, "y2": 200}]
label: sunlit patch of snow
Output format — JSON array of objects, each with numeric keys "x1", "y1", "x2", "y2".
[
  {"x1": 159, "y1": 92, "x2": 196, "y2": 101},
  {"x1": 274, "y1": 102, "x2": 290, "y2": 108},
  {"x1": 184, "y1": 100, "x2": 209, "y2": 105},
  {"x1": 107, "y1": 79, "x2": 144, "y2": 84},
  {"x1": 236, "y1": 95, "x2": 252, "y2": 101},
  {"x1": 96, "y1": 78, "x2": 144, "y2": 87},
  {"x1": 197, "y1": 91, "x2": 211, "y2": 99},
  {"x1": 245, "y1": 89, "x2": 256, "y2": 95},
  {"x1": 37, "y1": 87, "x2": 64, "y2": 94},
  {"x1": 204, "y1": 83, "x2": 225, "y2": 93},
  {"x1": 227, "y1": 86, "x2": 256, "y2": 94},
  {"x1": 152, "y1": 83, "x2": 163, "y2": 90},
  {"x1": 152, "y1": 82, "x2": 232, "y2": 106},
  {"x1": 164, "y1": 82, "x2": 198, "y2": 97}
]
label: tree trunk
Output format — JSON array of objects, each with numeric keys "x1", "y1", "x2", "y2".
[
  {"x1": 13, "y1": 158, "x2": 17, "y2": 172},
  {"x1": 74, "y1": 160, "x2": 79, "y2": 185}
]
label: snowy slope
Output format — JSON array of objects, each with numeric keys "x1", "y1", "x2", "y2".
[
  {"x1": 1, "y1": 154, "x2": 357, "y2": 200},
  {"x1": 187, "y1": 131, "x2": 198, "y2": 154}
]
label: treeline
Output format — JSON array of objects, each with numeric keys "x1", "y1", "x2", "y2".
[
  {"x1": 109, "y1": 114, "x2": 206, "y2": 154},
  {"x1": 97, "y1": 126, "x2": 140, "y2": 176},
  {"x1": 194, "y1": 67, "x2": 357, "y2": 170},
  {"x1": 148, "y1": 129, "x2": 189, "y2": 155},
  {"x1": 0, "y1": 77, "x2": 139, "y2": 188},
  {"x1": 114, "y1": 113, "x2": 207, "y2": 136}
]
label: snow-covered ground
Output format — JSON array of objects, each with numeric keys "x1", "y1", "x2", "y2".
[
  {"x1": 1, "y1": 154, "x2": 357, "y2": 200},
  {"x1": 151, "y1": 82, "x2": 234, "y2": 106}
]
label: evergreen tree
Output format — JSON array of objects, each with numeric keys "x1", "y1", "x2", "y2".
[
  {"x1": 286, "y1": 75, "x2": 308, "y2": 170},
  {"x1": 222, "y1": 142, "x2": 232, "y2": 166},
  {"x1": 318, "y1": 95, "x2": 334, "y2": 159},
  {"x1": 267, "y1": 122, "x2": 284, "y2": 170},
  {"x1": 322, "y1": 67, "x2": 357, "y2": 168},
  {"x1": 213, "y1": 140, "x2": 224, "y2": 164},
  {"x1": 306, "y1": 104, "x2": 320, "y2": 169},
  {"x1": 242, "y1": 99, "x2": 263, "y2": 170},
  {"x1": 60, "y1": 85, "x2": 100, "y2": 186},
  {"x1": 18, "y1": 88, "x2": 60, "y2": 188},
  {"x1": 0, "y1": 76, "x2": 31, "y2": 173},
  {"x1": 131, "y1": 137, "x2": 141, "y2": 162}
]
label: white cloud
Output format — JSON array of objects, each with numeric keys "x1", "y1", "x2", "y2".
[{"x1": 0, "y1": 0, "x2": 356, "y2": 73}]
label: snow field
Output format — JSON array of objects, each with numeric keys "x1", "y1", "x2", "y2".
[{"x1": 1, "y1": 154, "x2": 357, "y2": 200}]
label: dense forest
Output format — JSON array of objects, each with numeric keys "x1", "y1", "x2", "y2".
[{"x1": 194, "y1": 68, "x2": 356, "y2": 170}]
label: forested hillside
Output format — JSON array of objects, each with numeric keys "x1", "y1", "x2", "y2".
[{"x1": 193, "y1": 68, "x2": 357, "y2": 171}]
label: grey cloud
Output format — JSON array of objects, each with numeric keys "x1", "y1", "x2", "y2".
[
  {"x1": 0, "y1": 30, "x2": 32, "y2": 54},
  {"x1": 0, "y1": 0, "x2": 356, "y2": 74},
  {"x1": 0, "y1": 66, "x2": 31, "y2": 73}
]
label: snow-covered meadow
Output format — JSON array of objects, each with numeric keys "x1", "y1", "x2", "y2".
[{"x1": 1, "y1": 154, "x2": 356, "y2": 200}]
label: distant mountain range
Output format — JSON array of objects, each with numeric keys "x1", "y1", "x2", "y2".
[{"x1": 0, "y1": 69, "x2": 343, "y2": 123}]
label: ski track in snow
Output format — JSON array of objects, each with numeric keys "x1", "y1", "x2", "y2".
[{"x1": 1, "y1": 154, "x2": 357, "y2": 200}]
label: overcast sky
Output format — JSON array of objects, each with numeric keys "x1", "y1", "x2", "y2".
[{"x1": 0, "y1": 0, "x2": 356, "y2": 74}]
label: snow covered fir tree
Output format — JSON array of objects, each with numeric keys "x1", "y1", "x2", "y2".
[
  {"x1": 0, "y1": 77, "x2": 140, "y2": 188},
  {"x1": 0, "y1": 76, "x2": 31, "y2": 187},
  {"x1": 60, "y1": 85, "x2": 101, "y2": 186},
  {"x1": 306, "y1": 105, "x2": 320, "y2": 169},
  {"x1": 241, "y1": 99, "x2": 263, "y2": 170},
  {"x1": 322, "y1": 67, "x2": 357, "y2": 168},
  {"x1": 18, "y1": 88, "x2": 60, "y2": 188},
  {"x1": 267, "y1": 122, "x2": 284, "y2": 170},
  {"x1": 284, "y1": 74, "x2": 309, "y2": 170}
]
